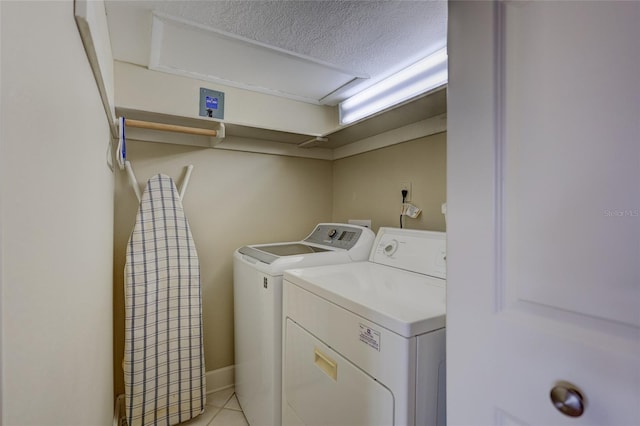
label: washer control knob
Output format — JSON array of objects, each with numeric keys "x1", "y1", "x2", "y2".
[{"x1": 328, "y1": 229, "x2": 338, "y2": 239}]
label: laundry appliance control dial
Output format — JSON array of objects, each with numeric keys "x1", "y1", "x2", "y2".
[{"x1": 383, "y1": 239, "x2": 399, "y2": 256}]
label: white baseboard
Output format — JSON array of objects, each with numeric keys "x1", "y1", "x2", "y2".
[{"x1": 206, "y1": 365, "x2": 235, "y2": 394}]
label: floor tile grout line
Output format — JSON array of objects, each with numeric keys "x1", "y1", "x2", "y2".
[
  {"x1": 223, "y1": 393, "x2": 243, "y2": 411},
  {"x1": 206, "y1": 387, "x2": 235, "y2": 408},
  {"x1": 206, "y1": 392, "x2": 244, "y2": 425}
]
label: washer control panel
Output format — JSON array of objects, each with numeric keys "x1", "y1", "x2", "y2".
[{"x1": 304, "y1": 223, "x2": 371, "y2": 250}]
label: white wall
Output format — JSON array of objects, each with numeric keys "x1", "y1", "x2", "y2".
[
  {"x1": 0, "y1": 1, "x2": 114, "y2": 424},
  {"x1": 0, "y1": 1, "x2": 3, "y2": 420}
]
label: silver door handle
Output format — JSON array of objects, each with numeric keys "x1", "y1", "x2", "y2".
[{"x1": 550, "y1": 382, "x2": 585, "y2": 417}]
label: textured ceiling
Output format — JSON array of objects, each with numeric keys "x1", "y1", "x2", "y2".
[{"x1": 105, "y1": 0, "x2": 447, "y2": 104}]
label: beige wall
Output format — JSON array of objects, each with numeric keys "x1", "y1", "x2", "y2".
[
  {"x1": 112, "y1": 20, "x2": 446, "y2": 398},
  {"x1": 115, "y1": 61, "x2": 338, "y2": 135},
  {"x1": 1, "y1": 1, "x2": 114, "y2": 424},
  {"x1": 113, "y1": 131, "x2": 446, "y2": 396},
  {"x1": 333, "y1": 132, "x2": 447, "y2": 233},
  {"x1": 113, "y1": 141, "x2": 333, "y2": 395}
]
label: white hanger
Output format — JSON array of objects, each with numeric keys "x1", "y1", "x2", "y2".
[
  {"x1": 125, "y1": 161, "x2": 194, "y2": 203},
  {"x1": 117, "y1": 117, "x2": 194, "y2": 202}
]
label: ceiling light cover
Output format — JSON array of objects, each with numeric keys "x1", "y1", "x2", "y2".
[{"x1": 339, "y1": 48, "x2": 448, "y2": 125}]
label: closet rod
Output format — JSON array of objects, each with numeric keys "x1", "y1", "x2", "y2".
[{"x1": 125, "y1": 118, "x2": 219, "y2": 137}]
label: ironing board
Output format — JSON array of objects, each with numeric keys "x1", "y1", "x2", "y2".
[{"x1": 124, "y1": 174, "x2": 206, "y2": 426}]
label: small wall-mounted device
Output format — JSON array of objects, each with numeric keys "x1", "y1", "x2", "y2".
[{"x1": 199, "y1": 87, "x2": 225, "y2": 119}]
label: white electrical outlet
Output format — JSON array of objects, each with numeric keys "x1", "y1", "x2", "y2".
[
  {"x1": 348, "y1": 219, "x2": 372, "y2": 228},
  {"x1": 400, "y1": 182, "x2": 412, "y2": 201}
]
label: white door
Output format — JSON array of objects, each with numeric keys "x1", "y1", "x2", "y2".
[{"x1": 447, "y1": 1, "x2": 640, "y2": 425}]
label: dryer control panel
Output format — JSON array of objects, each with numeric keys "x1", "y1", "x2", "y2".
[{"x1": 371, "y1": 227, "x2": 446, "y2": 279}]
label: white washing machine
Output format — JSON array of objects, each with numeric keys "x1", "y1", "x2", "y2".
[
  {"x1": 234, "y1": 223, "x2": 375, "y2": 426},
  {"x1": 282, "y1": 227, "x2": 447, "y2": 426}
]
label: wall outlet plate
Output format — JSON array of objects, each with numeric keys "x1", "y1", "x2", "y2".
[
  {"x1": 348, "y1": 219, "x2": 372, "y2": 228},
  {"x1": 400, "y1": 182, "x2": 412, "y2": 202}
]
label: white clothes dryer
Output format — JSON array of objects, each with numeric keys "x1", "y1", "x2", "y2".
[
  {"x1": 234, "y1": 223, "x2": 375, "y2": 426},
  {"x1": 282, "y1": 227, "x2": 447, "y2": 426}
]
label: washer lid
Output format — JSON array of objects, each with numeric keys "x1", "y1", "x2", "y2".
[
  {"x1": 254, "y1": 243, "x2": 330, "y2": 256},
  {"x1": 239, "y1": 243, "x2": 329, "y2": 264},
  {"x1": 236, "y1": 223, "x2": 376, "y2": 267},
  {"x1": 284, "y1": 262, "x2": 446, "y2": 338}
]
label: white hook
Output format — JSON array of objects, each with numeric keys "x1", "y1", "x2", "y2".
[
  {"x1": 125, "y1": 161, "x2": 142, "y2": 202},
  {"x1": 179, "y1": 165, "x2": 194, "y2": 201}
]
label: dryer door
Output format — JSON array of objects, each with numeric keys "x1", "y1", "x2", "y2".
[{"x1": 283, "y1": 319, "x2": 394, "y2": 426}]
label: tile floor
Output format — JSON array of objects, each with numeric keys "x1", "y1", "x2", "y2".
[{"x1": 181, "y1": 387, "x2": 248, "y2": 426}]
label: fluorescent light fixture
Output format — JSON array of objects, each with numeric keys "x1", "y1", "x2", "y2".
[{"x1": 339, "y1": 47, "x2": 448, "y2": 125}]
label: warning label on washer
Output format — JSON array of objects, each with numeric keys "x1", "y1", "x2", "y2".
[{"x1": 359, "y1": 323, "x2": 381, "y2": 351}]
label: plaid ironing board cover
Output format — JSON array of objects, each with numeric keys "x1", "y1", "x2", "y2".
[{"x1": 124, "y1": 174, "x2": 206, "y2": 426}]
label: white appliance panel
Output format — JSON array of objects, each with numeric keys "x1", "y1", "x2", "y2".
[
  {"x1": 233, "y1": 261, "x2": 282, "y2": 426},
  {"x1": 370, "y1": 227, "x2": 446, "y2": 278},
  {"x1": 282, "y1": 228, "x2": 447, "y2": 426},
  {"x1": 236, "y1": 249, "x2": 351, "y2": 276},
  {"x1": 283, "y1": 279, "x2": 417, "y2": 425},
  {"x1": 416, "y1": 329, "x2": 446, "y2": 426},
  {"x1": 284, "y1": 319, "x2": 394, "y2": 426},
  {"x1": 285, "y1": 262, "x2": 445, "y2": 337},
  {"x1": 234, "y1": 223, "x2": 375, "y2": 426}
]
